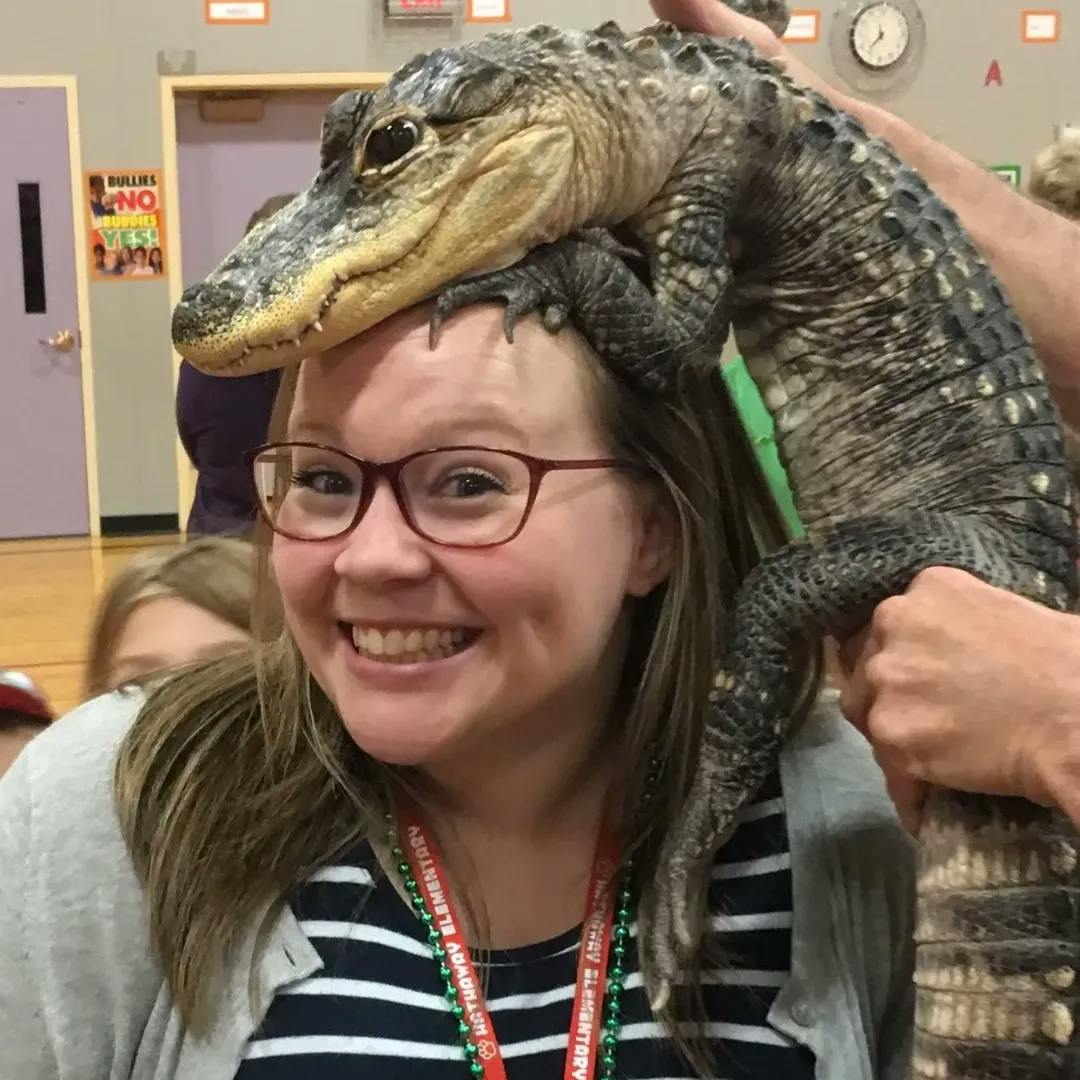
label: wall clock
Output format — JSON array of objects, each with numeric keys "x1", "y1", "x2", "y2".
[{"x1": 830, "y1": 0, "x2": 926, "y2": 98}]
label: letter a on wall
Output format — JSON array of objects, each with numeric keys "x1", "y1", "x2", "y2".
[{"x1": 984, "y1": 59, "x2": 1003, "y2": 87}]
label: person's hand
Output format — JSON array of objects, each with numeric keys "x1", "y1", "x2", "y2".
[
  {"x1": 649, "y1": 0, "x2": 841, "y2": 101},
  {"x1": 836, "y1": 567, "x2": 1080, "y2": 833}
]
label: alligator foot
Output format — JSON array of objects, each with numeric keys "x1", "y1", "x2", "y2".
[
  {"x1": 644, "y1": 627, "x2": 794, "y2": 1012},
  {"x1": 429, "y1": 258, "x2": 572, "y2": 350},
  {"x1": 429, "y1": 236, "x2": 687, "y2": 393}
]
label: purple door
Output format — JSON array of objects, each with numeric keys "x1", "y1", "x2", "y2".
[{"x1": 0, "y1": 87, "x2": 89, "y2": 539}]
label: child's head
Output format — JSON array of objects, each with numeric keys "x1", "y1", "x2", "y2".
[
  {"x1": 134, "y1": 246, "x2": 148, "y2": 267},
  {"x1": 86, "y1": 537, "x2": 257, "y2": 696},
  {"x1": 1029, "y1": 131, "x2": 1080, "y2": 219}
]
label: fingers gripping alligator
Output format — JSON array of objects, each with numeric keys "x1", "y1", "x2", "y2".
[{"x1": 172, "y1": 1, "x2": 1080, "y2": 1076}]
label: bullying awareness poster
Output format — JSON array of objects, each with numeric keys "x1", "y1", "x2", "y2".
[{"x1": 85, "y1": 170, "x2": 167, "y2": 281}]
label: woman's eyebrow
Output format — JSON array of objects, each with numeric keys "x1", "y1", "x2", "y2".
[
  {"x1": 108, "y1": 656, "x2": 168, "y2": 684},
  {"x1": 288, "y1": 411, "x2": 530, "y2": 448},
  {"x1": 285, "y1": 420, "x2": 340, "y2": 442},
  {"x1": 415, "y1": 412, "x2": 529, "y2": 444}
]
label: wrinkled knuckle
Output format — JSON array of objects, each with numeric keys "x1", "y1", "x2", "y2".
[
  {"x1": 864, "y1": 706, "x2": 907, "y2": 754},
  {"x1": 870, "y1": 594, "x2": 906, "y2": 636},
  {"x1": 862, "y1": 650, "x2": 899, "y2": 693}
]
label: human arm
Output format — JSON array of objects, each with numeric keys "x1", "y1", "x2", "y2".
[
  {"x1": 650, "y1": 0, "x2": 1080, "y2": 427},
  {"x1": 0, "y1": 756, "x2": 53, "y2": 1077},
  {"x1": 834, "y1": 566, "x2": 1080, "y2": 832},
  {"x1": 0, "y1": 695, "x2": 166, "y2": 1079}
]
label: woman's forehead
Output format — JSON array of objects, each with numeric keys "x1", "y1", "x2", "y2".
[{"x1": 291, "y1": 306, "x2": 602, "y2": 442}]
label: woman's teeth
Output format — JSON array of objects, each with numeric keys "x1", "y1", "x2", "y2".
[{"x1": 350, "y1": 626, "x2": 475, "y2": 664}]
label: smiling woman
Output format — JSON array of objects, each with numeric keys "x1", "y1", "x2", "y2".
[{"x1": 0, "y1": 302, "x2": 914, "y2": 1080}]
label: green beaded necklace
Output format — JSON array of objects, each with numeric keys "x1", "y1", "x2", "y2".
[{"x1": 389, "y1": 826, "x2": 636, "y2": 1079}]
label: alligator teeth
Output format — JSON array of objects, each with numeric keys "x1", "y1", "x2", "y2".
[
  {"x1": 292, "y1": 337, "x2": 302, "y2": 347},
  {"x1": 312, "y1": 320, "x2": 324, "y2": 333}
]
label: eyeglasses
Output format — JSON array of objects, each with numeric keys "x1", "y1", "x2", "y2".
[{"x1": 247, "y1": 442, "x2": 639, "y2": 548}]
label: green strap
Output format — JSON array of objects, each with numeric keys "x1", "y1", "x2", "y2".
[{"x1": 722, "y1": 357, "x2": 805, "y2": 539}]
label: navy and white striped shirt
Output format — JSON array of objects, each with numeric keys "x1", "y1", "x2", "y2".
[{"x1": 236, "y1": 771, "x2": 813, "y2": 1079}]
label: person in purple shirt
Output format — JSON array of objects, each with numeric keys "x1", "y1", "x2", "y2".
[{"x1": 175, "y1": 194, "x2": 296, "y2": 536}]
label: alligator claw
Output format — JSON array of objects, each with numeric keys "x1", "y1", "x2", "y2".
[
  {"x1": 431, "y1": 266, "x2": 569, "y2": 349},
  {"x1": 643, "y1": 888, "x2": 678, "y2": 1013}
]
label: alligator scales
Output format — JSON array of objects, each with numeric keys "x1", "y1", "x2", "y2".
[{"x1": 172, "y1": 2, "x2": 1080, "y2": 1075}]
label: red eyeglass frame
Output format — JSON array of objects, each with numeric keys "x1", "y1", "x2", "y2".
[{"x1": 246, "y1": 441, "x2": 644, "y2": 548}]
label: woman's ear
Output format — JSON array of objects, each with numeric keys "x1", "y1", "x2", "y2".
[{"x1": 627, "y1": 488, "x2": 677, "y2": 597}]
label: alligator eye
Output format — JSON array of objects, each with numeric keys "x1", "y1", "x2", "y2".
[{"x1": 365, "y1": 118, "x2": 421, "y2": 169}]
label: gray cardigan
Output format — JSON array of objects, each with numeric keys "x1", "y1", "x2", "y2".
[{"x1": 0, "y1": 690, "x2": 916, "y2": 1079}]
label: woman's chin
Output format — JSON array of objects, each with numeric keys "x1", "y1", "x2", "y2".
[{"x1": 336, "y1": 703, "x2": 462, "y2": 768}]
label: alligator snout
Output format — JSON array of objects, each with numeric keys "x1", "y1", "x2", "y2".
[{"x1": 171, "y1": 280, "x2": 248, "y2": 349}]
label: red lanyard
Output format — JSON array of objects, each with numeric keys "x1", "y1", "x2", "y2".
[{"x1": 395, "y1": 799, "x2": 621, "y2": 1080}]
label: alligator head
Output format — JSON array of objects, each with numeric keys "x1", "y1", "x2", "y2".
[{"x1": 171, "y1": 40, "x2": 598, "y2": 373}]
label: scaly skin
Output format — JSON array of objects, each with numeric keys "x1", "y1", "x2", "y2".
[{"x1": 171, "y1": 4, "x2": 1080, "y2": 1077}]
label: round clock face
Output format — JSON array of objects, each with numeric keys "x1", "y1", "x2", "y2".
[{"x1": 851, "y1": 2, "x2": 910, "y2": 69}]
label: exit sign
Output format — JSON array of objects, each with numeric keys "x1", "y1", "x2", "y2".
[{"x1": 385, "y1": 0, "x2": 460, "y2": 17}]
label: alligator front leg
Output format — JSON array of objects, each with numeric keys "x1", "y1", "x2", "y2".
[{"x1": 430, "y1": 236, "x2": 686, "y2": 392}]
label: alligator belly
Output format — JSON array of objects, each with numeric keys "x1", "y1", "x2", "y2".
[{"x1": 912, "y1": 789, "x2": 1080, "y2": 1079}]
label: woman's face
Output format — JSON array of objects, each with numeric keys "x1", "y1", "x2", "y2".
[
  {"x1": 106, "y1": 595, "x2": 250, "y2": 690},
  {"x1": 273, "y1": 305, "x2": 673, "y2": 769}
]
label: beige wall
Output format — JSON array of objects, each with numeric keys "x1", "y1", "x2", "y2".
[{"x1": 1, "y1": 1, "x2": 1077, "y2": 520}]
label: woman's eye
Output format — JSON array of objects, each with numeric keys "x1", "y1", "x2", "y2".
[
  {"x1": 439, "y1": 470, "x2": 505, "y2": 498},
  {"x1": 292, "y1": 469, "x2": 353, "y2": 496}
]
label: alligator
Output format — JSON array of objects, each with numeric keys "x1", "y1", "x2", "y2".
[{"x1": 171, "y1": 2, "x2": 1080, "y2": 1077}]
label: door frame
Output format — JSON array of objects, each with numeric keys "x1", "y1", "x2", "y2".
[
  {"x1": 160, "y1": 71, "x2": 389, "y2": 530},
  {"x1": 0, "y1": 75, "x2": 101, "y2": 538}
]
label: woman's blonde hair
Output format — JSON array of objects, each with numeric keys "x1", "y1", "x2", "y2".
[
  {"x1": 1029, "y1": 131, "x2": 1080, "y2": 219},
  {"x1": 114, "y1": 321, "x2": 814, "y2": 1062},
  {"x1": 86, "y1": 536, "x2": 257, "y2": 696}
]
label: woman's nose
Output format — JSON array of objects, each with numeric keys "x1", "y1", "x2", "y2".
[{"x1": 332, "y1": 479, "x2": 431, "y2": 581}]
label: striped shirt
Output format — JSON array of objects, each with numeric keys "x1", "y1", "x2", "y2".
[{"x1": 236, "y1": 771, "x2": 814, "y2": 1079}]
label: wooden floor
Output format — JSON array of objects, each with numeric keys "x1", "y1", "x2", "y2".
[{"x1": 0, "y1": 533, "x2": 181, "y2": 716}]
